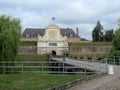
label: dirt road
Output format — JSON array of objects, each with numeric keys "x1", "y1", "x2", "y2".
[{"x1": 66, "y1": 65, "x2": 120, "y2": 90}]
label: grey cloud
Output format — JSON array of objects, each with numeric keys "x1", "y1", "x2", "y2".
[{"x1": 0, "y1": 0, "x2": 120, "y2": 40}]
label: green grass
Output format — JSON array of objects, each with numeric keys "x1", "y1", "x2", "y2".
[
  {"x1": 0, "y1": 73, "x2": 85, "y2": 90},
  {"x1": 20, "y1": 41, "x2": 112, "y2": 46},
  {"x1": 14, "y1": 54, "x2": 50, "y2": 72},
  {"x1": 69, "y1": 42, "x2": 112, "y2": 46},
  {"x1": 20, "y1": 41, "x2": 37, "y2": 46},
  {"x1": 15, "y1": 54, "x2": 49, "y2": 61}
]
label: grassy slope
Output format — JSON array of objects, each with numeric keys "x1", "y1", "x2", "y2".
[
  {"x1": 69, "y1": 42, "x2": 112, "y2": 46},
  {"x1": 20, "y1": 41, "x2": 37, "y2": 46},
  {"x1": 0, "y1": 55, "x2": 85, "y2": 90},
  {"x1": 15, "y1": 54, "x2": 49, "y2": 61},
  {"x1": 0, "y1": 73, "x2": 85, "y2": 90}
]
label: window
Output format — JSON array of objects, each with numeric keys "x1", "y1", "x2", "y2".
[
  {"x1": 26, "y1": 34, "x2": 30, "y2": 37},
  {"x1": 49, "y1": 43, "x2": 57, "y2": 46},
  {"x1": 70, "y1": 34, "x2": 73, "y2": 37}
]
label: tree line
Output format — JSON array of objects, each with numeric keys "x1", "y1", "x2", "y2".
[
  {"x1": 92, "y1": 21, "x2": 114, "y2": 42},
  {"x1": 92, "y1": 20, "x2": 120, "y2": 56}
]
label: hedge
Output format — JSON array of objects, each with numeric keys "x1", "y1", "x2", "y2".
[{"x1": 20, "y1": 41, "x2": 37, "y2": 46}]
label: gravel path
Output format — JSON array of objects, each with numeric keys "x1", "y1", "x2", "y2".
[{"x1": 66, "y1": 65, "x2": 120, "y2": 90}]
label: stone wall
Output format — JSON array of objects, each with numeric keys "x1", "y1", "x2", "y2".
[
  {"x1": 19, "y1": 46, "x2": 37, "y2": 54},
  {"x1": 19, "y1": 45, "x2": 112, "y2": 55},
  {"x1": 69, "y1": 45, "x2": 112, "y2": 55}
]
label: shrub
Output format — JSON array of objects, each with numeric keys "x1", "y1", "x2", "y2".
[
  {"x1": 20, "y1": 41, "x2": 37, "y2": 46},
  {"x1": 111, "y1": 50, "x2": 120, "y2": 56}
]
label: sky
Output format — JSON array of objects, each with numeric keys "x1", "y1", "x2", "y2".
[{"x1": 0, "y1": 0, "x2": 120, "y2": 40}]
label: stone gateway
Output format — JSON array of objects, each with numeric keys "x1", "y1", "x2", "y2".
[{"x1": 37, "y1": 24, "x2": 68, "y2": 55}]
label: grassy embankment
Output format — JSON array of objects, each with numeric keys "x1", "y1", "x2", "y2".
[
  {"x1": 0, "y1": 54, "x2": 85, "y2": 90},
  {"x1": 69, "y1": 42, "x2": 112, "y2": 46},
  {"x1": 0, "y1": 73, "x2": 85, "y2": 90},
  {"x1": 20, "y1": 41, "x2": 37, "y2": 46},
  {"x1": 15, "y1": 54, "x2": 49, "y2": 61}
]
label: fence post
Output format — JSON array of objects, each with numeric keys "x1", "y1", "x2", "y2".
[
  {"x1": 22, "y1": 63, "x2": 23, "y2": 72},
  {"x1": 119, "y1": 57, "x2": 120, "y2": 65},
  {"x1": 98, "y1": 62, "x2": 101, "y2": 74},
  {"x1": 3, "y1": 61, "x2": 5, "y2": 74},
  {"x1": 11, "y1": 62, "x2": 13, "y2": 74},
  {"x1": 63, "y1": 56, "x2": 65, "y2": 74},
  {"x1": 63, "y1": 62, "x2": 65, "y2": 74},
  {"x1": 84, "y1": 64, "x2": 86, "y2": 75},
  {"x1": 106, "y1": 61, "x2": 108, "y2": 74},
  {"x1": 57, "y1": 63, "x2": 59, "y2": 74},
  {"x1": 113, "y1": 56, "x2": 115, "y2": 65},
  {"x1": 42, "y1": 63, "x2": 43, "y2": 72}
]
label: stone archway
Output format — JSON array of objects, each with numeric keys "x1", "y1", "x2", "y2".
[{"x1": 52, "y1": 50, "x2": 56, "y2": 56}]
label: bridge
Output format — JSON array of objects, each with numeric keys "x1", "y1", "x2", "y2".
[
  {"x1": 51, "y1": 56, "x2": 108, "y2": 74},
  {"x1": 51, "y1": 56, "x2": 120, "y2": 90}
]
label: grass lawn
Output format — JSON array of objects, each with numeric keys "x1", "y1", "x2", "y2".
[
  {"x1": 0, "y1": 73, "x2": 85, "y2": 90},
  {"x1": 0, "y1": 55, "x2": 86, "y2": 90},
  {"x1": 15, "y1": 54, "x2": 49, "y2": 61}
]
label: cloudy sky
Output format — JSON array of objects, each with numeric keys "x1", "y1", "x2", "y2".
[{"x1": 0, "y1": 0, "x2": 120, "y2": 40}]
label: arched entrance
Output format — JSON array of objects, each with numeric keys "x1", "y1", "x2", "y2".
[{"x1": 52, "y1": 50, "x2": 56, "y2": 56}]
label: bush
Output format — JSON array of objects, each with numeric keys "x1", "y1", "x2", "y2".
[
  {"x1": 111, "y1": 29, "x2": 120, "y2": 56},
  {"x1": 111, "y1": 50, "x2": 120, "y2": 56},
  {"x1": 20, "y1": 41, "x2": 37, "y2": 46},
  {"x1": 113, "y1": 29, "x2": 120, "y2": 50}
]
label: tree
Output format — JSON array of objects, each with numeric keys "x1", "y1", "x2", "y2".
[
  {"x1": 111, "y1": 27, "x2": 120, "y2": 56},
  {"x1": 113, "y1": 29, "x2": 120, "y2": 50},
  {"x1": 104, "y1": 29, "x2": 114, "y2": 42},
  {"x1": 118, "y1": 19, "x2": 120, "y2": 29},
  {"x1": 0, "y1": 15, "x2": 21, "y2": 73},
  {"x1": 92, "y1": 21, "x2": 103, "y2": 42}
]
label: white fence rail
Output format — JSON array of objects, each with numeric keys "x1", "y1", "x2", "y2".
[{"x1": 0, "y1": 61, "x2": 98, "y2": 74}]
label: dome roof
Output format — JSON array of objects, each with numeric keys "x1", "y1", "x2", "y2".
[{"x1": 46, "y1": 24, "x2": 59, "y2": 29}]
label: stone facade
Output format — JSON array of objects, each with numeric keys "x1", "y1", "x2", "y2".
[
  {"x1": 22, "y1": 25, "x2": 82, "y2": 42},
  {"x1": 19, "y1": 46, "x2": 37, "y2": 54},
  {"x1": 19, "y1": 45, "x2": 112, "y2": 55},
  {"x1": 69, "y1": 45, "x2": 112, "y2": 55},
  {"x1": 37, "y1": 24, "x2": 68, "y2": 55}
]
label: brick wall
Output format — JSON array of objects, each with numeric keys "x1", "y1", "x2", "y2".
[
  {"x1": 69, "y1": 45, "x2": 112, "y2": 55},
  {"x1": 19, "y1": 45, "x2": 112, "y2": 55}
]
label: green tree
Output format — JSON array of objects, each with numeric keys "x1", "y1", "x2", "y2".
[
  {"x1": 111, "y1": 27, "x2": 120, "y2": 56},
  {"x1": 0, "y1": 15, "x2": 21, "y2": 73},
  {"x1": 104, "y1": 29, "x2": 114, "y2": 42},
  {"x1": 113, "y1": 29, "x2": 120, "y2": 50},
  {"x1": 92, "y1": 21, "x2": 103, "y2": 42},
  {"x1": 110, "y1": 20, "x2": 120, "y2": 56}
]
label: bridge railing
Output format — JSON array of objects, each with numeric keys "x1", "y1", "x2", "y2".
[
  {"x1": 52, "y1": 55, "x2": 101, "y2": 62},
  {"x1": 99, "y1": 56, "x2": 120, "y2": 65},
  {"x1": 53, "y1": 55, "x2": 120, "y2": 65},
  {"x1": 0, "y1": 61, "x2": 96, "y2": 74},
  {"x1": 52, "y1": 57, "x2": 108, "y2": 74}
]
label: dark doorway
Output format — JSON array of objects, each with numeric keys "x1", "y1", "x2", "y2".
[{"x1": 52, "y1": 50, "x2": 56, "y2": 56}]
